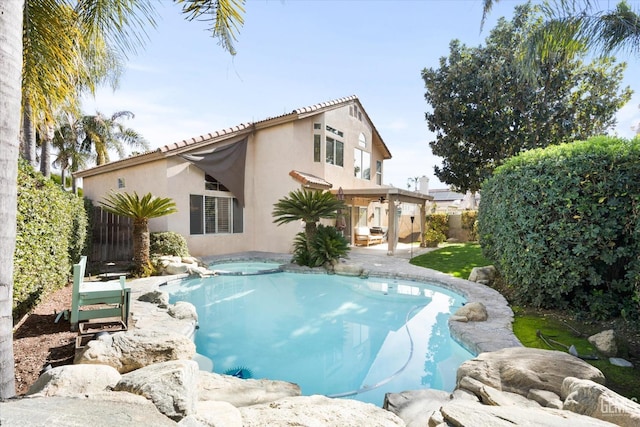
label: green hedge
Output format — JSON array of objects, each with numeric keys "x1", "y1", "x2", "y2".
[
  {"x1": 478, "y1": 136, "x2": 640, "y2": 319},
  {"x1": 424, "y1": 213, "x2": 449, "y2": 246},
  {"x1": 461, "y1": 210, "x2": 478, "y2": 241},
  {"x1": 13, "y1": 160, "x2": 88, "y2": 319},
  {"x1": 150, "y1": 231, "x2": 189, "y2": 257}
]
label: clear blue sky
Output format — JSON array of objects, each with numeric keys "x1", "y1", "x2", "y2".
[{"x1": 82, "y1": 0, "x2": 640, "y2": 190}]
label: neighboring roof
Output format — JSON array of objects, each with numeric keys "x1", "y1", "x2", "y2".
[
  {"x1": 429, "y1": 189, "x2": 465, "y2": 202},
  {"x1": 289, "y1": 170, "x2": 333, "y2": 190},
  {"x1": 74, "y1": 95, "x2": 391, "y2": 178}
]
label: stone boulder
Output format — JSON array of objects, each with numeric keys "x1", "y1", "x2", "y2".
[
  {"x1": 528, "y1": 388, "x2": 563, "y2": 409},
  {"x1": 333, "y1": 262, "x2": 364, "y2": 276},
  {"x1": 383, "y1": 389, "x2": 451, "y2": 427},
  {"x1": 178, "y1": 401, "x2": 243, "y2": 427},
  {"x1": 238, "y1": 395, "x2": 405, "y2": 426},
  {"x1": 164, "y1": 262, "x2": 189, "y2": 275},
  {"x1": 437, "y1": 399, "x2": 617, "y2": 426},
  {"x1": 1, "y1": 395, "x2": 176, "y2": 426},
  {"x1": 458, "y1": 375, "x2": 540, "y2": 407},
  {"x1": 74, "y1": 328, "x2": 196, "y2": 373},
  {"x1": 587, "y1": 330, "x2": 618, "y2": 357},
  {"x1": 453, "y1": 301, "x2": 488, "y2": 322},
  {"x1": 562, "y1": 377, "x2": 640, "y2": 427},
  {"x1": 26, "y1": 364, "x2": 121, "y2": 397},
  {"x1": 457, "y1": 347, "x2": 605, "y2": 397},
  {"x1": 114, "y1": 359, "x2": 199, "y2": 421},
  {"x1": 468, "y1": 265, "x2": 496, "y2": 285},
  {"x1": 197, "y1": 371, "x2": 301, "y2": 407},
  {"x1": 138, "y1": 290, "x2": 170, "y2": 308},
  {"x1": 168, "y1": 301, "x2": 198, "y2": 322}
]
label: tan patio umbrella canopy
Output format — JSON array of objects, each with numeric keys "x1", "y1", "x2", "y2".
[{"x1": 331, "y1": 187, "x2": 433, "y2": 255}]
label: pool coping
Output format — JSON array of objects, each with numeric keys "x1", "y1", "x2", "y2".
[{"x1": 198, "y1": 251, "x2": 523, "y2": 356}]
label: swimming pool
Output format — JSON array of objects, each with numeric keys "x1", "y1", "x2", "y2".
[{"x1": 164, "y1": 266, "x2": 474, "y2": 405}]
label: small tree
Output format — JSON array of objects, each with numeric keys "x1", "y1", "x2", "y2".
[
  {"x1": 272, "y1": 189, "x2": 348, "y2": 266},
  {"x1": 100, "y1": 192, "x2": 177, "y2": 276}
]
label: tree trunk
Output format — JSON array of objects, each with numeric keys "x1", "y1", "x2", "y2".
[
  {"x1": 133, "y1": 218, "x2": 150, "y2": 276},
  {"x1": 0, "y1": 0, "x2": 24, "y2": 399},
  {"x1": 21, "y1": 98, "x2": 37, "y2": 168},
  {"x1": 39, "y1": 123, "x2": 53, "y2": 177},
  {"x1": 304, "y1": 221, "x2": 317, "y2": 253}
]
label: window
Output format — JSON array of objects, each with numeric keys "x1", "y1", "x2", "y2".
[
  {"x1": 326, "y1": 125, "x2": 344, "y2": 138},
  {"x1": 350, "y1": 105, "x2": 363, "y2": 122},
  {"x1": 205, "y1": 174, "x2": 229, "y2": 191},
  {"x1": 313, "y1": 122, "x2": 322, "y2": 130},
  {"x1": 326, "y1": 137, "x2": 344, "y2": 167},
  {"x1": 354, "y1": 148, "x2": 371, "y2": 180},
  {"x1": 358, "y1": 133, "x2": 366, "y2": 148},
  {"x1": 358, "y1": 207, "x2": 368, "y2": 227},
  {"x1": 190, "y1": 195, "x2": 243, "y2": 235},
  {"x1": 313, "y1": 134, "x2": 321, "y2": 162},
  {"x1": 117, "y1": 178, "x2": 125, "y2": 188},
  {"x1": 376, "y1": 160, "x2": 382, "y2": 185}
]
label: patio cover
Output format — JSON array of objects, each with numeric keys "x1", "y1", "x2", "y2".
[
  {"x1": 331, "y1": 187, "x2": 433, "y2": 255},
  {"x1": 180, "y1": 137, "x2": 248, "y2": 207}
]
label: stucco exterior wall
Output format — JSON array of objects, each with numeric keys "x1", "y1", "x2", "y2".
[
  {"x1": 81, "y1": 158, "x2": 171, "y2": 231},
  {"x1": 78, "y1": 98, "x2": 395, "y2": 259}
]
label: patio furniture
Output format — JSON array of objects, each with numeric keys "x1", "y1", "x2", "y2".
[
  {"x1": 70, "y1": 256, "x2": 131, "y2": 332},
  {"x1": 354, "y1": 226, "x2": 384, "y2": 246}
]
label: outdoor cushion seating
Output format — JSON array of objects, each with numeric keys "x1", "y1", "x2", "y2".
[
  {"x1": 354, "y1": 226, "x2": 384, "y2": 246},
  {"x1": 70, "y1": 256, "x2": 131, "y2": 331}
]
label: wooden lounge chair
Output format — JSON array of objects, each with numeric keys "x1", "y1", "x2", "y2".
[
  {"x1": 354, "y1": 226, "x2": 384, "y2": 246},
  {"x1": 70, "y1": 256, "x2": 131, "y2": 332}
]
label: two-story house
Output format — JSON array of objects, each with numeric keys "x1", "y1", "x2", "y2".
[{"x1": 74, "y1": 96, "x2": 431, "y2": 258}]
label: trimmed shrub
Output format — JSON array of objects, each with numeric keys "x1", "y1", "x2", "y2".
[
  {"x1": 150, "y1": 231, "x2": 189, "y2": 257},
  {"x1": 461, "y1": 210, "x2": 479, "y2": 241},
  {"x1": 424, "y1": 213, "x2": 449, "y2": 246},
  {"x1": 14, "y1": 160, "x2": 88, "y2": 319},
  {"x1": 478, "y1": 136, "x2": 640, "y2": 319}
]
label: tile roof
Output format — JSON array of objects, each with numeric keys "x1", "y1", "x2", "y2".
[
  {"x1": 74, "y1": 95, "x2": 390, "y2": 177},
  {"x1": 289, "y1": 170, "x2": 333, "y2": 189}
]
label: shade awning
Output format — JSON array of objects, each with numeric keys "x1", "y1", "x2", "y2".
[{"x1": 180, "y1": 137, "x2": 248, "y2": 207}]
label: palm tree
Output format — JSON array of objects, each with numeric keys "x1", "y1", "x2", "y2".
[
  {"x1": 482, "y1": 1, "x2": 640, "y2": 59},
  {"x1": 0, "y1": 0, "x2": 23, "y2": 401},
  {"x1": 52, "y1": 114, "x2": 91, "y2": 192},
  {"x1": 100, "y1": 192, "x2": 178, "y2": 276},
  {"x1": 21, "y1": 0, "x2": 125, "y2": 173},
  {"x1": 272, "y1": 189, "x2": 347, "y2": 253},
  {"x1": 79, "y1": 111, "x2": 149, "y2": 165},
  {"x1": 1, "y1": 0, "x2": 245, "y2": 400}
]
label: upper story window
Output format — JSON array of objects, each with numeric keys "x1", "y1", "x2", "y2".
[
  {"x1": 326, "y1": 125, "x2": 344, "y2": 138},
  {"x1": 376, "y1": 160, "x2": 382, "y2": 185},
  {"x1": 358, "y1": 133, "x2": 366, "y2": 148},
  {"x1": 350, "y1": 105, "x2": 363, "y2": 122},
  {"x1": 326, "y1": 137, "x2": 344, "y2": 167},
  {"x1": 354, "y1": 148, "x2": 371, "y2": 180},
  {"x1": 205, "y1": 174, "x2": 229, "y2": 192}
]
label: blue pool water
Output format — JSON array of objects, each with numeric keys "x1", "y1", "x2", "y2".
[{"x1": 164, "y1": 266, "x2": 474, "y2": 405}]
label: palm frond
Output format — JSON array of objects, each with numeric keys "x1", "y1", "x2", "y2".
[
  {"x1": 177, "y1": 0, "x2": 245, "y2": 55},
  {"x1": 272, "y1": 189, "x2": 346, "y2": 226},
  {"x1": 100, "y1": 191, "x2": 177, "y2": 220},
  {"x1": 75, "y1": 0, "x2": 158, "y2": 58}
]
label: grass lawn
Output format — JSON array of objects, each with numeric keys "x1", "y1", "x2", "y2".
[
  {"x1": 412, "y1": 242, "x2": 640, "y2": 400},
  {"x1": 409, "y1": 242, "x2": 492, "y2": 279}
]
